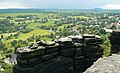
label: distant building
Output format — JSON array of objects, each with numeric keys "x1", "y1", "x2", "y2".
[
  {"x1": 111, "y1": 23, "x2": 120, "y2": 29},
  {"x1": 103, "y1": 28, "x2": 112, "y2": 33},
  {"x1": 4, "y1": 54, "x2": 17, "y2": 65}
]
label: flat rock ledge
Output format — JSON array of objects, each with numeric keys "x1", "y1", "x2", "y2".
[{"x1": 84, "y1": 54, "x2": 120, "y2": 73}]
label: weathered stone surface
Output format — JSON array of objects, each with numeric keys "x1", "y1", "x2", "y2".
[
  {"x1": 57, "y1": 37, "x2": 73, "y2": 46},
  {"x1": 17, "y1": 46, "x2": 45, "y2": 59},
  {"x1": 111, "y1": 30, "x2": 120, "y2": 36},
  {"x1": 38, "y1": 57, "x2": 74, "y2": 73},
  {"x1": 109, "y1": 36, "x2": 120, "y2": 45},
  {"x1": 45, "y1": 43, "x2": 59, "y2": 54},
  {"x1": 60, "y1": 47, "x2": 75, "y2": 57},
  {"x1": 109, "y1": 30, "x2": 120, "y2": 53},
  {"x1": 14, "y1": 56, "x2": 74, "y2": 73},
  {"x1": 84, "y1": 54, "x2": 120, "y2": 73},
  {"x1": 83, "y1": 34, "x2": 95, "y2": 38},
  {"x1": 84, "y1": 58, "x2": 98, "y2": 70},
  {"x1": 14, "y1": 35, "x2": 104, "y2": 73},
  {"x1": 37, "y1": 40, "x2": 56, "y2": 46},
  {"x1": 74, "y1": 43, "x2": 83, "y2": 56},
  {"x1": 84, "y1": 38, "x2": 103, "y2": 45},
  {"x1": 17, "y1": 46, "x2": 45, "y2": 54},
  {"x1": 74, "y1": 56, "x2": 85, "y2": 73},
  {"x1": 17, "y1": 56, "x2": 40, "y2": 67},
  {"x1": 68, "y1": 35, "x2": 83, "y2": 43},
  {"x1": 111, "y1": 45, "x2": 120, "y2": 53},
  {"x1": 41, "y1": 52, "x2": 58, "y2": 61}
]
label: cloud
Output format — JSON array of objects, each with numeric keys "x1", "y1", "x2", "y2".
[
  {"x1": 0, "y1": 2, "x2": 27, "y2": 9},
  {"x1": 0, "y1": 0, "x2": 101, "y2": 9},
  {"x1": 0, "y1": 0, "x2": 120, "y2": 9},
  {"x1": 101, "y1": 4, "x2": 120, "y2": 9}
]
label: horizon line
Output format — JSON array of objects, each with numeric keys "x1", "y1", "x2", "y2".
[{"x1": 0, "y1": 8, "x2": 120, "y2": 10}]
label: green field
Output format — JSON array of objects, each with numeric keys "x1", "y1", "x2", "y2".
[
  {"x1": 27, "y1": 21, "x2": 55, "y2": 29},
  {"x1": 0, "y1": 33, "x2": 16, "y2": 38},
  {"x1": 0, "y1": 13, "x2": 58, "y2": 52},
  {"x1": 0, "y1": 13, "x2": 50, "y2": 17}
]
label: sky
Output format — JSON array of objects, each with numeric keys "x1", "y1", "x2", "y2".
[{"x1": 0, "y1": 0, "x2": 120, "y2": 9}]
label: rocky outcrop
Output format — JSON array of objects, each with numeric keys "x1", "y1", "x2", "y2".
[
  {"x1": 86, "y1": 30, "x2": 120, "y2": 73},
  {"x1": 84, "y1": 54, "x2": 120, "y2": 73},
  {"x1": 109, "y1": 30, "x2": 120, "y2": 53},
  {"x1": 13, "y1": 35, "x2": 104, "y2": 73}
]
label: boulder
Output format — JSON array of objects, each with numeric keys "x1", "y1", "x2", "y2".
[{"x1": 84, "y1": 54, "x2": 120, "y2": 73}]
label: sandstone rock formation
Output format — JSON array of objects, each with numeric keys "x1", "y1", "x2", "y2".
[
  {"x1": 84, "y1": 54, "x2": 120, "y2": 73},
  {"x1": 13, "y1": 35, "x2": 104, "y2": 73},
  {"x1": 109, "y1": 30, "x2": 120, "y2": 53}
]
